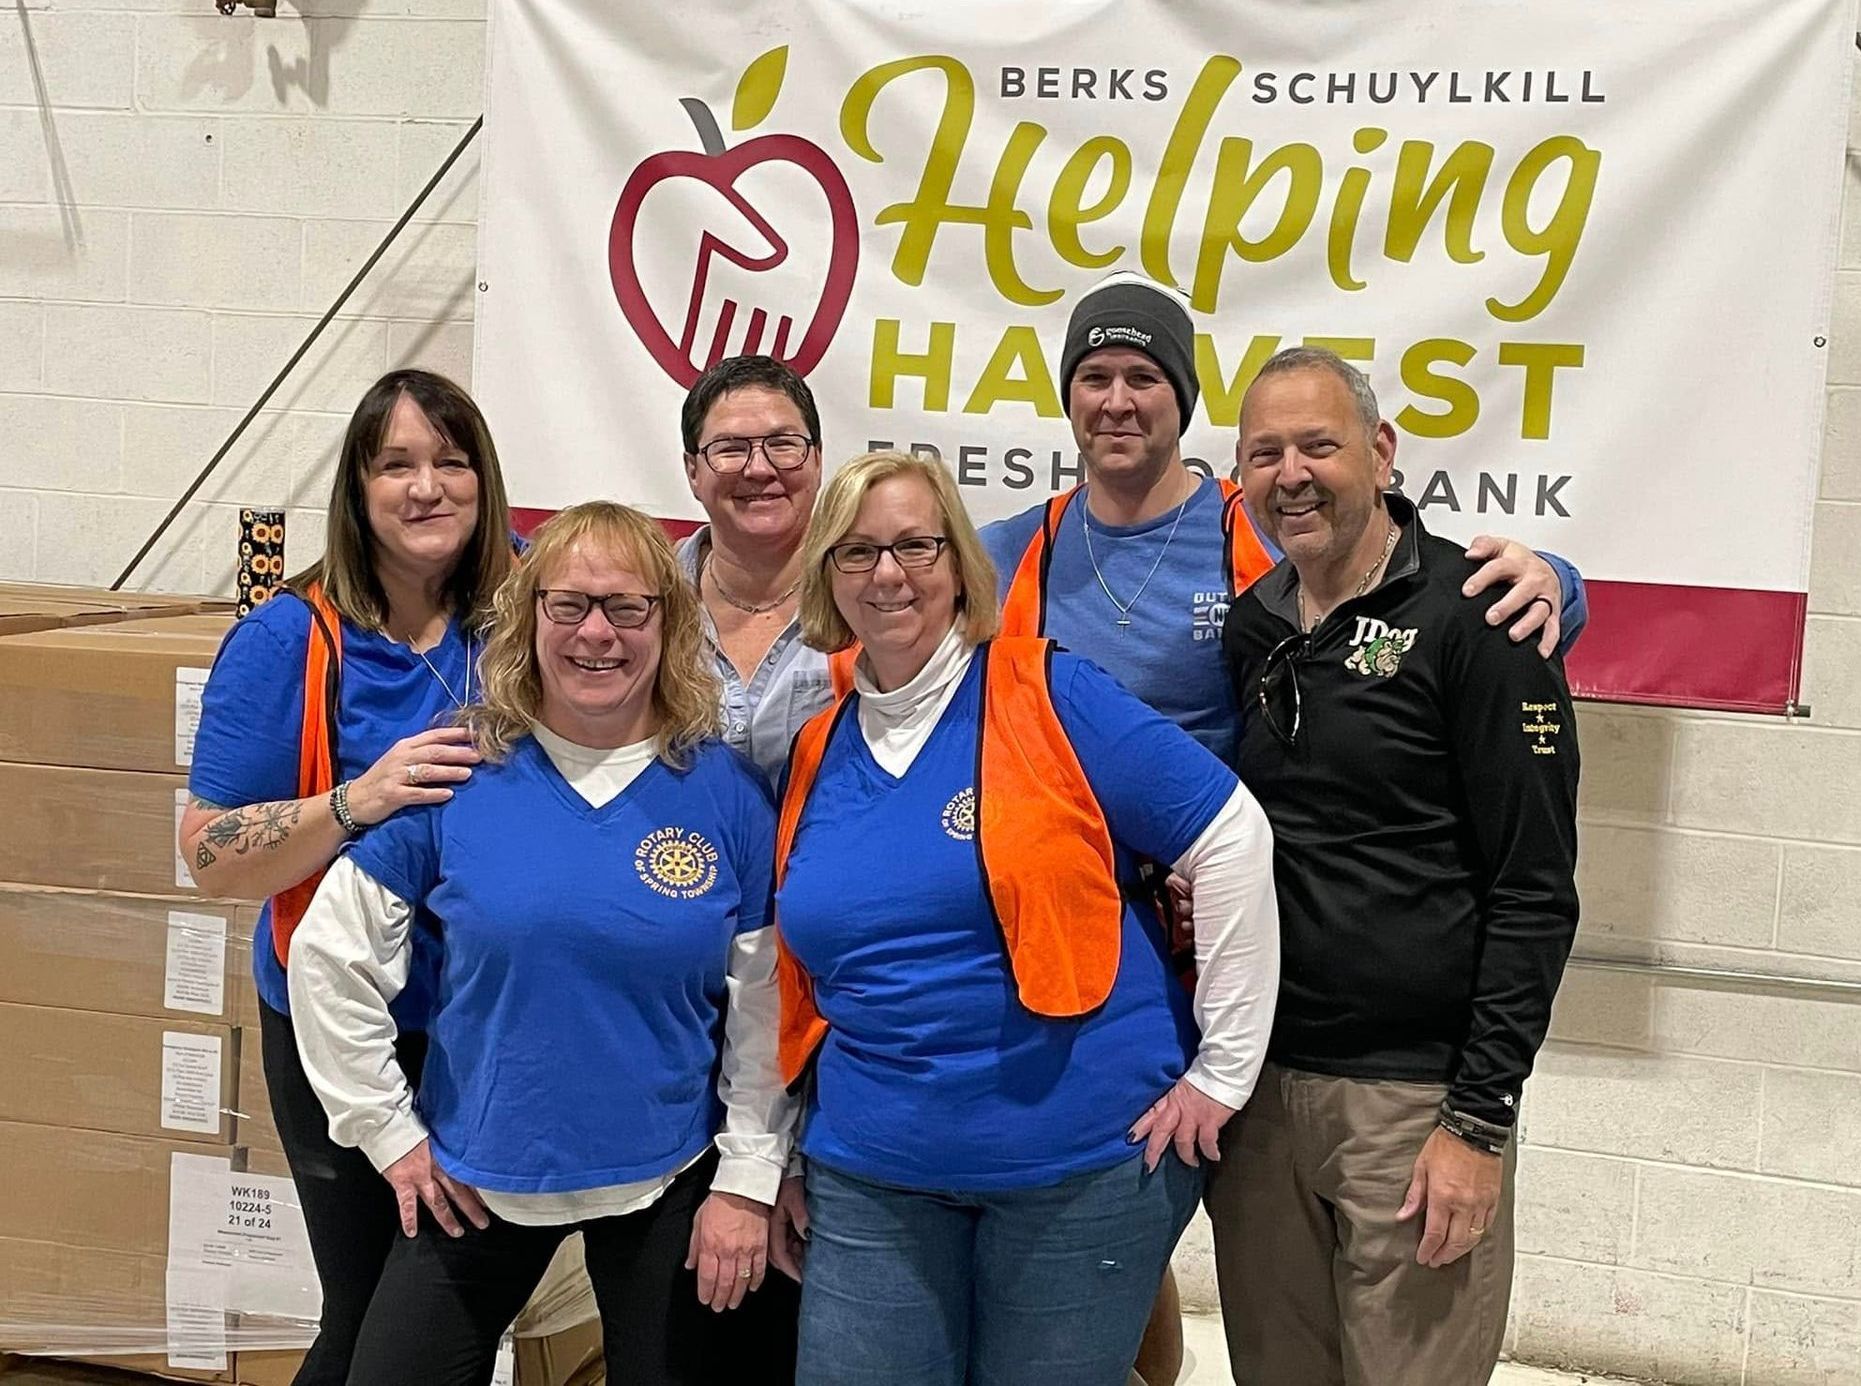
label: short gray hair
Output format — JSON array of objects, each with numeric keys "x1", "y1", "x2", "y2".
[{"x1": 1243, "y1": 347, "x2": 1382, "y2": 439}]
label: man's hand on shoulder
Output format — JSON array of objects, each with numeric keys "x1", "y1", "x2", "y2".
[{"x1": 1461, "y1": 535, "x2": 1562, "y2": 658}]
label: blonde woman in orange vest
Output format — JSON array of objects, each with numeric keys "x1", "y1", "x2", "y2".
[
  {"x1": 764, "y1": 451, "x2": 1281, "y2": 1386},
  {"x1": 180, "y1": 370, "x2": 516, "y2": 1385}
]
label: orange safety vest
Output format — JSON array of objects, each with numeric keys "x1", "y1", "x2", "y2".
[
  {"x1": 269, "y1": 582, "x2": 344, "y2": 967},
  {"x1": 999, "y1": 478, "x2": 1277, "y2": 637},
  {"x1": 826, "y1": 647, "x2": 857, "y2": 699},
  {"x1": 772, "y1": 636, "x2": 1126, "y2": 1086}
]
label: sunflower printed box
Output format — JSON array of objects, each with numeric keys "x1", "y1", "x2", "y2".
[{"x1": 0, "y1": 615, "x2": 235, "y2": 775}]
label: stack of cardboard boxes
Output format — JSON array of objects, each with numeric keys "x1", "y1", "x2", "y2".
[
  {"x1": 0, "y1": 586, "x2": 310, "y2": 1385},
  {"x1": 0, "y1": 586, "x2": 604, "y2": 1385}
]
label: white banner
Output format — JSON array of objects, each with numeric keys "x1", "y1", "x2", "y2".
[{"x1": 475, "y1": 0, "x2": 1853, "y2": 708}]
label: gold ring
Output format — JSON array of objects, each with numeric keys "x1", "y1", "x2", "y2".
[
  {"x1": 738, "y1": 1268, "x2": 753, "y2": 1279},
  {"x1": 1469, "y1": 1224, "x2": 1487, "y2": 1237},
  {"x1": 407, "y1": 764, "x2": 423, "y2": 785}
]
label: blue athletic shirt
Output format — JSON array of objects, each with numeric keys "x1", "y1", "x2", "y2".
[
  {"x1": 188, "y1": 591, "x2": 476, "y2": 1029},
  {"x1": 345, "y1": 737, "x2": 776, "y2": 1194},
  {"x1": 979, "y1": 477, "x2": 1587, "y2": 766},
  {"x1": 774, "y1": 652, "x2": 1237, "y2": 1192}
]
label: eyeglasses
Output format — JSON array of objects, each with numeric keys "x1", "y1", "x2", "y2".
[
  {"x1": 694, "y1": 433, "x2": 815, "y2": 473},
  {"x1": 1257, "y1": 630, "x2": 1312, "y2": 747},
  {"x1": 826, "y1": 536, "x2": 950, "y2": 574},
  {"x1": 536, "y1": 589, "x2": 661, "y2": 630}
]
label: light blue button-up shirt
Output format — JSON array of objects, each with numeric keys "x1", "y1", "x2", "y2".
[{"x1": 677, "y1": 527, "x2": 836, "y2": 787}]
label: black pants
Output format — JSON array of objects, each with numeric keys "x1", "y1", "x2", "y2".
[
  {"x1": 347, "y1": 1150, "x2": 801, "y2": 1386},
  {"x1": 258, "y1": 999, "x2": 430, "y2": 1386}
]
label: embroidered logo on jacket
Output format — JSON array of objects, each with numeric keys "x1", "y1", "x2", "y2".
[
  {"x1": 942, "y1": 787, "x2": 976, "y2": 841},
  {"x1": 1521, "y1": 701, "x2": 1563, "y2": 755},
  {"x1": 635, "y1": 827, "x2": 719, "y2": 899},
  {"x1": 1344, "y1": 616, "x2": 1419, "y2": 678}
]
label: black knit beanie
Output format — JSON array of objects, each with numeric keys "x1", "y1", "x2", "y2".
[{"x1": 1059, "y1": 273, "x2": 1199, "y2": 433}]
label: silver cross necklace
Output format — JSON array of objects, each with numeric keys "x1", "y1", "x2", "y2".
[{"x1": 1081, "y1": 476, "x2": 1192, "y2": 632}]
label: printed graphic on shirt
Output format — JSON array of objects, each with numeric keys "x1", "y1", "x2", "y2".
[
  {"x1": 1520, "y1": 701, "x2": 1564, "y2": 755},
  {"x1": 634, "y1": 827, "x2": 720, "y2": 899},
  {"x1": 1344, "y1": 615, "x2": 1419, "y2": 678},
  {"x1": 941, "y1": 787, "x2": 976, "y2": 841},
  {"x1": 1191, "y1": 590, "x2": 1231, "y2": 644}
]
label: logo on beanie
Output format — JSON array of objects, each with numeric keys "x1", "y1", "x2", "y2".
[{"x1": 1088, "y1": 325, "x2": 1156, "y2": 350}]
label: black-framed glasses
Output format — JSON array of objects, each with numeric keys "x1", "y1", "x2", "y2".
[
  {"x1": 537, "y1": 589, "x2": 661, "y2": 630},
  {"x1": 694, "y1": 433, "x2": 815, "y2": 473},
  {"x1": 1257, "y1": 630, "x2": 1312, "y2": 747},
  {"x1": 827, "y1": 536, "x2": 950, "y2": 574}
]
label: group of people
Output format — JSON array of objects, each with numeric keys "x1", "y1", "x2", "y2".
[{"x1": 179, "y1": 272, "x2": 1582, "y2": 1386}]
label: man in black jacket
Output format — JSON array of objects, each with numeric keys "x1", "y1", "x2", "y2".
[{"x1": 1211, "y1": 347, "x2": 1580, "y2": 1386}]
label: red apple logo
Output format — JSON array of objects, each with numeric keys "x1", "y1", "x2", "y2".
[{"x1": 609, "y1": 47, "x2": 859, "y2": 387}]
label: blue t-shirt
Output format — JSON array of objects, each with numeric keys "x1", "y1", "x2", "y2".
[
  {"x1": 980, "y1": 478, "x2": 1588, "y2": 766},
  {"x1": 774, "y1": 652, "x2": 1237, "y2": 1192},
  {"x1": 187, "y1": 592, "x2": 477, "y2": 1029},
  {"x1": 348, "y1": 737, "x2": 776, "y2": 1194}
]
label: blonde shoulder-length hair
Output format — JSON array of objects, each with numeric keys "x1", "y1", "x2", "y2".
[
  {"x1": 797, "y1": 450, "x2": 1001, "y2": 653},
  {"x1": 465, "y1": 501, "x2": 721, "y2": 765}
]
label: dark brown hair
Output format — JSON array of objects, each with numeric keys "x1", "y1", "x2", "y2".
[
  {"x1": 288, "y1": 369, "x2": 516, "y2": 632},
  {"x1": 679, "y1": 355, "x2": 823, "y2": 455}
]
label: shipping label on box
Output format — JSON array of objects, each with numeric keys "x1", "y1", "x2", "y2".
[
  {"x1": 169, "y1": 1153, "x2": 319, "y2": 1325},
  {"x1": 166, "y1": 911, "x2": 229, "y2": 1016},
  {"x1": 176, "y1": 666, "x2": 210, "y2": 767},
  {"x1": 162, "y1": 1031, "x2": 226, "y2": 1136}
]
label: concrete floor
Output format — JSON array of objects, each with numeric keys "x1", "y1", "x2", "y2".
[{"x1": 1178, "y1": 1314, "x2": 1631, "y2": 1385}]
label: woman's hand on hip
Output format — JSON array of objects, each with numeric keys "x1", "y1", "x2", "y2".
[
  {"x1": 687, "y1": 1190, "x2": 772, "y2": 1311},
  {"x1": 768, "y1": 1174, "x2": 809, "y2": 1284},
  {"x1": 347, "y1": 726, "x2": 481, "y2": 826},
  {"x1": 1129, "y1": 1077, "x2": 1238, "y2": 1173},
  {"x1": 380, "y1": 1138, "x2": 489, "y2": 1238}
]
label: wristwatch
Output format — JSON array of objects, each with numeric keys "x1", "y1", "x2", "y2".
[
  {"x1": 1437, "y1": 1102, "x2": 1510, "y2": 1156},
  {"x1": 330, "y1": 781, "x2": 362, "y2": 837}
]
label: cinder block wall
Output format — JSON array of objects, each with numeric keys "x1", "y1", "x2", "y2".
[{"x1": 3, "y1": 6, "x2": 1858, "y2": 1383}]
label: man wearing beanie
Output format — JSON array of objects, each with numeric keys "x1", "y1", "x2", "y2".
[{"x1": 975, "y1": 270, "x2": 1584, "y2": 1386}]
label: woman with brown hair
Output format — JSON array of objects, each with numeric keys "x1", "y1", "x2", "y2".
[
  {"x1": 286, "y1": 501, "x2": 793, "y2": 1386},
  {"x1": 181, "y1": 369, "x2": 517, "y2": 1384}
]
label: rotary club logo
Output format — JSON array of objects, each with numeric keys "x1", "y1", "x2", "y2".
[
  {"x1": 941, "y1": 787, "x2": 976, "y2": 841},
  {"x1": 635, "y1": 827, "x2": 720, "y2": 899}
]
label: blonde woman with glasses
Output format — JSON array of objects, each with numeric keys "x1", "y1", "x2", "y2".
[
  {"x1": 766, "y1": 452, "x2": 1281, "y2": 1386},
  {"x1": 287, "y1": 502, "x2": 795, "y2": 1386}
]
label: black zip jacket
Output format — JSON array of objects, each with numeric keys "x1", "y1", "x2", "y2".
[{"x1": 1222, "y1": 495, "x2": 1580, "y2": 1127}]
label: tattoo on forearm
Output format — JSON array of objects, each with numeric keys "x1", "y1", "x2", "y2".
[
  {"x1": 195, "y1": 842, "x2": 217, "y2": 870},
  {"x1": 200, "y1": 801, "x2": 304, "y2": 858}
]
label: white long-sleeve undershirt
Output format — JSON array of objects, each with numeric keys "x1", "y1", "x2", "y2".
[
  {"x1": 287, "y1": 724, "x2": 793, "y2": 1226},
  {"x1": 851, "y1": 625, "x2": 1280, "y2": 1115}
]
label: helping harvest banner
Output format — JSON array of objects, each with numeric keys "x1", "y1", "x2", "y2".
[{"x1": 474, "y1": 0, "x2": 1854, "y2": 713}]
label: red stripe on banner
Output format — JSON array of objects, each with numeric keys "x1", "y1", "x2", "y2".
[
  {"x1": 511, "y1": 507, "x2": 703, "y2": 543},
  {"x1": 1567, "y1": 581, "x2": 1807, "y2": 715}
]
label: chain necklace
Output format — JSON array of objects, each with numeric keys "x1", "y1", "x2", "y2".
[
  {"x1": 705, "y1": 556, "x2": 798, "y2": 616},
  {"x1": 1297, "y1": 516, "x2": 1399, "y2": 633},
  {"x1": 1081, "y1": 479, "x2": 1192, "y2": 632},
  {"x1": 411, "y1": 633, "x2": 473, "y2": 709}
]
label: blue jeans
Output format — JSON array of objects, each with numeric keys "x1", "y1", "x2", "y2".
[{"x1": 796, "y1": 1152, "x2": 1203, "y2": 1386}]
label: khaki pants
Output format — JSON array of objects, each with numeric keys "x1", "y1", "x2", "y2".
[{"x1": 1205, "y1": 1063, "x2": 1517, "y2": 1386}]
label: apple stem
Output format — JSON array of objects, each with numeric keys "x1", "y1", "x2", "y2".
[{"x1": 680, "y1": 98, "x2": 728, "y2": 157}]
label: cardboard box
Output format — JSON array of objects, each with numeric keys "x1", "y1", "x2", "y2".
[
  {"x1": 0, "y1": 1123, "x2": 195, "y2": 1260},
  {"x1": 0, "y1": 1004, "x2": 238, "y2": 1144},
  {"x1": 0, "y1": 583, "x2": 231, "y2": 616},
  {"x1": 0, "y1": 887, "x2": 257, "y2": 1024},
  {"x1": 0, "y1": 616, "x2": 235, "y2": 774},
  {"x1": 0, "y1": 764, "x2": 201, "y2": 897}
]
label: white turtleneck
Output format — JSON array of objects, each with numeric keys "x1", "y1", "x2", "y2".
[{"x1": 854, "y1": 623, "x2": 975, "y2": 777}]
